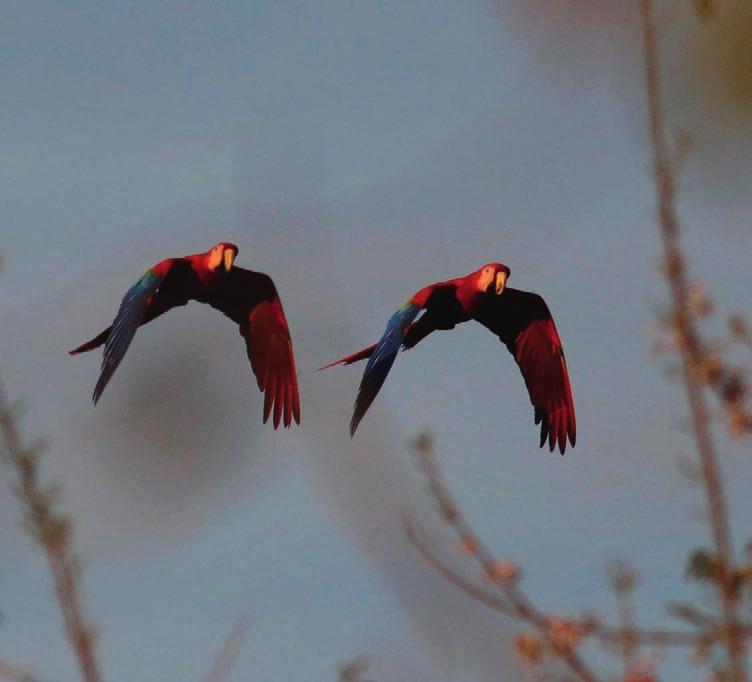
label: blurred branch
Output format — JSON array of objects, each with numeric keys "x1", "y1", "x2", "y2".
[
  {"x1": 337, "y1": 656, "x2": 372, "y2": 682},
  {"x1": 407, "y1": 511, "x2": 725, "y2": 646},
  {"x1": 607, "y1": 562, "x2": 638, "y2": 679},
  {"x1": 203, "y1": 617, "x2": 250, "y2": 682},
  {"x1": 0, "y1": 385, "x2": 102, "y2": 682},
  {"x1": 404, "y1": 3, "x2": 750, "y2": 681},
  {"x1": 693, "y1": 0, "x2": 715, "y2": 18},
  {"x1": 729, "y1": 316, "x2": 752, "y2": 351},
  {"x1": 408, "y1": 436, "x2": 598, "y2": 681},
  {"x1": 0, "y1": 659, "x2": 37, "y2": 682},
  {"x1": 640, "y1": 1, "x2": 747, "y2": 679},
  {"x1": 406, "y1": 437, "x2": 752, "y2": 680}
]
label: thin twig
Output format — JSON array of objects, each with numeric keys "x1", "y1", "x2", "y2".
[
  {"x1": 203, "y1": 617, "x2": 250, "y2": 682},
  {"x1": 405, "y1": 499, "x2": 725, "y2": 649},
  {"x1": 404, "y1": 515, "x2": 513, "y2": 617},
  {"x1": 411, "y1": 445, "x2": 599, "y2": 682},
  {"x1": 639, "y1": 2, "x2": 747, "y2": 679},
  {"x1": 407, "y1": 437, "x2": 752, "y2": 682},
  {"x1": 0, "y1": 385, "x2": 102, "y2": 682},
  {"x1": 0, "y1": 658, "x2": 38, "y2": 682},
  {"x1": 337, "y1": 656, "x2": 372, "y2": 682},
  {"x1": 608, "y1": 562, "x2": 638, "y2": 678}
]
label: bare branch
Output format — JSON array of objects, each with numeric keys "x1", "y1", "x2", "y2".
[
  {"x1": 337, "y1": 656, "x2": 372, "y2": 682},
  {"x1": 0, "y1": 385, "x2": 102, "y2": 682},
  {"x1": 0, "y1": 658, "x2": 38, "y2": 682},
  {"x1": 410, "y1": 441, "x2": 599, "y2": 682},
  {"x1": 640, "y1": 1, "x2": 748, "y2": 678},
  {"x1": 404, "y1": 515, "x2": 513, "y2": 616},
  {"x1": 607, "y1": 561, "x2": 639, "y2": 678},
  {"x1": 203, "y1": 617, "x2": 250, "y2": 682}
]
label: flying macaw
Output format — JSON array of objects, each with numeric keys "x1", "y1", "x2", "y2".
[
  {"x1": 70, "y1": 242, "x2": 300, "y2": 429},
  {"x1": 321, "y1": 263, "x2": 575, "y2": 453}
]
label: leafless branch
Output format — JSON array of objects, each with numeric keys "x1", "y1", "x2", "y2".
[
  {"x1": 409, "y1": 439, "x2": 599, "y2": 682},
  {"x1": 0, "y1": 385, "x2": 102, "y2": 682},
  {"x1": 607, "y1": 562, "x2": 639, "y2": 678},
  {"x1": 0, "y1": 658, "x2": 38, "y2": 682},
  {"x1": 337, "y1": 656, "x2": 372, "y2": 682},
  {"x1": 203, "y1": 617, "x2": 250, "y2": 682},
  {"x1": 640, "y1": 1, "x2": 747, "y2": 679},
  {"x1": 407, "y1": 435, "x2": 752, "y2": 680}
]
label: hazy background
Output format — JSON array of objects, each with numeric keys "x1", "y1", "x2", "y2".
[{"x1": 1, "y1": 1, "x2": 751, "y2": 679}]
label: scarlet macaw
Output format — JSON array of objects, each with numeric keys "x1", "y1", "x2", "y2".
[
  {"x1": 70, "y1": 242, "x2": 300, "y2": 428},
  {"x1": 322, "y1": 263, "x2": 575, "y2": 453}
]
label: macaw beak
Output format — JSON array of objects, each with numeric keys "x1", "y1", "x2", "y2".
[
  {"x1": 495, "y1": 270, "x2": 507, "y2": 295},
  {"x1": 223, "y1": 249, "x2": 236, "y2": 272}
]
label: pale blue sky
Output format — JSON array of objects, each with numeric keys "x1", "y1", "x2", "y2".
[{"x1": 1, "y1": 1, "x2": 751, "y2": 680}]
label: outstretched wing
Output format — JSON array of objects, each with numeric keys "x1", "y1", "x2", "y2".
[
  {"x1": 349, "y1": 300, "x2": 422, "y2": 436},
  {"x1": 92, "y1": 259, "x2": 195, "y2": 403},
  {"x1": 473, "y1": 288, "x2": 576, "y2": 454},
  {"x1": 208, "y1": 267, "x2": 300, "y2": 428}
]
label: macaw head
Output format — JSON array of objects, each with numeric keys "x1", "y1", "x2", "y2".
[
  {"x1": 476, "y1": 262, "x2": 510, "y2": 295},
  {"x1": 206, "y1": 242, "x2": 239, "y2": 273}
]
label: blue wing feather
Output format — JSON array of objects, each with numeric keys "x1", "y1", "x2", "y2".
[
  {"x1": 92, "y1": 270, "x2": 164, "y2": 403},
  {"x1": 350, "y1": 301, "x2": 421, "y2": 435}
]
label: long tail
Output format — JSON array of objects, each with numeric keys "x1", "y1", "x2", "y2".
[
  {"x1": 68, "y1": 327, "x2": 111, "y2": 356},
  {"x1": 318, "y1": 343, "x2": 377, "y2": 370},
  {"x1": 318, "y1": 317, "x2": 430, "y2": 371}
]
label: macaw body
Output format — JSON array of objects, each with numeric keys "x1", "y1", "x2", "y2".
[
  {"x1": 70, "y1": 242, "x2": 300, "y2": 429},
  {"x1": 322, "y1": 263, "x2": 575, "y2": 453}
]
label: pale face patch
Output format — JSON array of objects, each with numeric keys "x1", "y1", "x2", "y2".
[{"x1": 477, "y1": 267, "x2": 495, "y2": 292}]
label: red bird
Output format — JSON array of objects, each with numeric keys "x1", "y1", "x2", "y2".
[
  {"x1": 322, "y1": 263, "x2": 575, "y2": 452},
  {"x1": 70, "y1": 242, "x2": 300, "y2": 429}
]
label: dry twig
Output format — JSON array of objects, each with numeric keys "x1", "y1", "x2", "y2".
[
  {"x1": 0, "y1": 658, "x2": 38, "y2": 682},
  {"x1": 406, "y1": 435, "x2": 752, "y2": 680},
  {"x1": 409, "y1": 437, "x2": 597, "y2": 682},
  {"x1": 203, "y1": 617, "x2": 250, "y2": 682},
  {"x1": 640, "y1": 1, "x2": 747, "y2": 678},
  {"x1": 0, "y1": 385, "x2": 102, "y2": 682},
  {"x1": 404, "y1": 3, "x2": 752, "y2": 680}
]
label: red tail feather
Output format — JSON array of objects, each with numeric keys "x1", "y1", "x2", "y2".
[
  {"x1": 68, "y1": 327, "x2": 111, "y2": 355},
  {"x1": 318, "y1": 343, "x2": 377, "y2": 370}
]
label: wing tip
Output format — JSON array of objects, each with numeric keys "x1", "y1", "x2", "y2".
[
  {"x1": 260, "y1": 378, "x2": 301, "y2": 430},
  {"x1": 539, "y1": 420, "x2": 549, "y2": 449},
  {"x1": 280, "y1": 411, "x2": 300, "y2": 429},
  {"x1": 289, "y1": 402, "x2": 301, "y2": 427},
  {"x1": 349, "y1": 409, "x2": 363, "y2": 437},
  {"x1": 537, "y1": 407, "x2": 576, "y2": 455},
  {"x1": 91, "y1": 371, "x2": 111, "y2": 405}
]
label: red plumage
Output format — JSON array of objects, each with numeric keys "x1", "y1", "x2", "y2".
[
  {"x1": 70, "y1": 242, "x2": 300, "y2": 429},
  {"x1": 322, "y1": 263, "x2": 575, "y2": 452}
]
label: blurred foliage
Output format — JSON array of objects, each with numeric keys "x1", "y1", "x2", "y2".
[
  {"x1": 694, "y1": 0, "x2": 715, "y2": 18},
  {"x1": 686, "y1": 548, "x2": 722, "y2": 582},
  {"x1": 337, "y1": 657, "x2": 372, "y2": 682}
]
